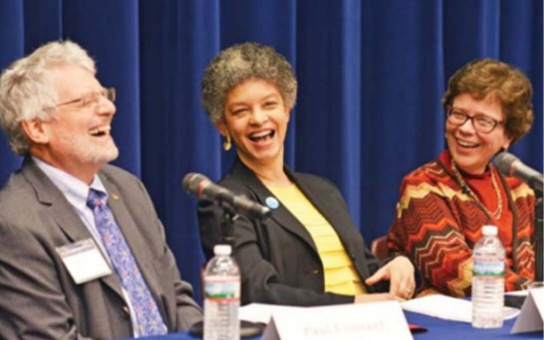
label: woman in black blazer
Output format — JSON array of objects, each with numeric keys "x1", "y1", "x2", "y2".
[{"x1": 198, "y1": 42, "x2": 416, "y2": 306}]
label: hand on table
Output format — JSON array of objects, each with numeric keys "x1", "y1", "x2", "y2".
[{"x1": 365, "y1": 256, "x2": 415, "y2": 299}]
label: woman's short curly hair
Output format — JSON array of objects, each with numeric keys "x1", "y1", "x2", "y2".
[
  {"x1": 201, "y1": 42, "x2": 298, "y2": 123},
  {"x1": 442, "y1": 58, "x2": 533, "y2": 144}
]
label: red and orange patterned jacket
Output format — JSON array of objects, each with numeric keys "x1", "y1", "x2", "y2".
[{"x1": 388, "y1": 150, "x2": 535, "y2": 297}]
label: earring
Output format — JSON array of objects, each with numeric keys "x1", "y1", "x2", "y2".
[{"x1": 223, "y1": 135, "x2": 232, "y2": 151}]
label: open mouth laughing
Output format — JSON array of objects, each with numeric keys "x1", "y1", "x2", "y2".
[
  {"x1": 456, "y1": 138, "x2": 479, "y2": 149},
  {"x1": 89, "y1": 125, "x2": 111, "y2": 137},
  {"x1": 248, "y1": 129, "x2": 275, "y2": 142}
]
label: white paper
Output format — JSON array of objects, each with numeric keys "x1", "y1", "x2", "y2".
[
  {"x1": 401, "y1": 294, "x2": 519, "y2": 323},
  {"x1": 505, "y1": 290, "x2": 529, "y2": 297},
  {"x1": 240, "y1": 303, "x2": 304, "y2": 324}
]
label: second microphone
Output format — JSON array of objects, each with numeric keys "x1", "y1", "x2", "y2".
[{"x1": 183, "y1": 173, "x2": 271, "y2": 221}]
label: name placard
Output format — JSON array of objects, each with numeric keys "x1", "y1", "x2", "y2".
[
  {"x1": 262, "y1": 301, "x2": 412, "y2": 340},
  {"x1": 511, "y1": 287, "x2": 544, "y2": 334}
]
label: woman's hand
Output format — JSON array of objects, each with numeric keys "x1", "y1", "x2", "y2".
[
  {"x1": 364, "y1": 256, "x2": 415, "y2": 299},
  {"x1": 354, "y1": 293, "x2": 404, "y2": 304}
]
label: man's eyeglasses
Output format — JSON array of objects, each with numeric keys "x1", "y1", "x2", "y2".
[
  {"x1": 56, "y1": 87, "x2": 116, "y2": 109},
  {"x1": 446, "y1": 107, "x2": 503, "y2": 134}
]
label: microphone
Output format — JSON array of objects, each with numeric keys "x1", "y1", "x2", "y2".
[
  {"x1": 493, "y1": 152, "x2": 543, "y2": 192},
  {"x1": 182, "y1": 173, "x2": 272, "y2": 220}
]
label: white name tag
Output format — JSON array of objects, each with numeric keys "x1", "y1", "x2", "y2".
[
  {"x1": 56, "y1": 239, "x2": 112, "y2": 284},
  {"x1": 262, "y1": 301, "x2": 412, "y2": 340},
  {"x1": 511, "y1": 287, "x2": 544, "y2": 334}
]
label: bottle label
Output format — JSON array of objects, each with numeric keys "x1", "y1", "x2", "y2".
[
  {"x1": 204, "y1": 277, "x2": 240, "y2": 302},
  {"x1": 473, "y1": 258, "x2": 505, "y2": 277}
]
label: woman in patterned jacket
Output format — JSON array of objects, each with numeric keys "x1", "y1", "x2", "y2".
[{"x1": 387, "y1": 59, "x2": 535, "y2": 297}]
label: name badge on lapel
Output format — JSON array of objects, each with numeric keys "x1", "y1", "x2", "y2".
[{"x1": 56, "y1": 238, "x2": 112, "y2": 284}]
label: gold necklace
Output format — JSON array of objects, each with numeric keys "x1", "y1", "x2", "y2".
[{"x1": 451, "y1": 159, "x2": 503, "y2": 220}]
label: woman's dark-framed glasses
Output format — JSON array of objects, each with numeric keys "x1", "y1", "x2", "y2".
[
  {"x1": 56, "y1": 87, "x2": 116, "y2": 109},
  {"x1": 446, "y1": 107, "x2": 503, "y2": 134}
]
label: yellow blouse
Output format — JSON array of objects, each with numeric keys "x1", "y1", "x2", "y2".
[{"x1": 267, "y1": 184, "x2": 366, "y2": 295}]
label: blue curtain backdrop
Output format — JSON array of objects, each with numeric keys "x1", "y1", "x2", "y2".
[{"x1": 0, "y1": 0, "x2": 542, "y2": 303}]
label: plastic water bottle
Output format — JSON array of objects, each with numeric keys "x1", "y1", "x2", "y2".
[
  {"x1": 204, "y1": 244, "x2": 240, "y2": 340},
  {"x1": 472, "y1": 225, "x2": 505, "y2": 328}
]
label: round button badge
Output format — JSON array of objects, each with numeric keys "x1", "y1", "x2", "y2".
[{"x1": 265, "y1": 197, "x2": 280, "y2": 209}]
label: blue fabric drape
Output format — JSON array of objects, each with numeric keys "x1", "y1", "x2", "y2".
[{"x1": 0, "y1": 0, "x2": 541, "y2": 304}]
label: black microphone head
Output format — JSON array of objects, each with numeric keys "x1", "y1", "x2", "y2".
[
  {"x1": 493, "y1": 152, "x2": 519, "y2": 176},
  {"x1": 259, "y1": 206, "x2": 272, "y2": 221},
  {"x1": 182, "y1": 173, "x2": 210, "y2": 196}
]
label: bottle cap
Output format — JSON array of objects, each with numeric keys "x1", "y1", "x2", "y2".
[
  {"x1": 482, "y1": 225, "x2": 498, "y2": 236},
  {"x1": 214, "y1": 244, "x2": 232, "y2": 256}
]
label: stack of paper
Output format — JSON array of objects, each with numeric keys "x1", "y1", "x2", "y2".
[{"x1": 401, "y1": 294, "x2": 520, "y2": 323}]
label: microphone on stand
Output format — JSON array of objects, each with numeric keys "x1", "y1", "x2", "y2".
[
  {"x1": 182, "y1": 173, "x2": 271, "y2": 220},
  {"x1": 494, "y1": 152, "x2": 543, "y2": 282},
  {"x1": 493, "y1": 152, "x2": 543, "y2": 192},
  {"x1": 183, "y1": 172, "x2": 266, "y2": 337}
]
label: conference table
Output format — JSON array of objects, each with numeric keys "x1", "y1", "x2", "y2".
[
  {"x1": 405, "y1": 311, "x2": 541, "y2": 339},
  {"x1": 134, "y1": 310, "x2": 542, "y2": 339}
]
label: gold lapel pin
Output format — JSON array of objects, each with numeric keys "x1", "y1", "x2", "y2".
[{"x1": 111, "y1": 193, "x2": 120, "y2": 200}]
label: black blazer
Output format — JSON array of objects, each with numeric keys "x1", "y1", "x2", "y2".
[{"x1": 198, "y1": 158, "x2": 390, "y2": 306}]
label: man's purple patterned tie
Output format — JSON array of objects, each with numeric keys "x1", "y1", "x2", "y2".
[{"x1": 87, "y1": 189, "x2": 167, "y2": 336}]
